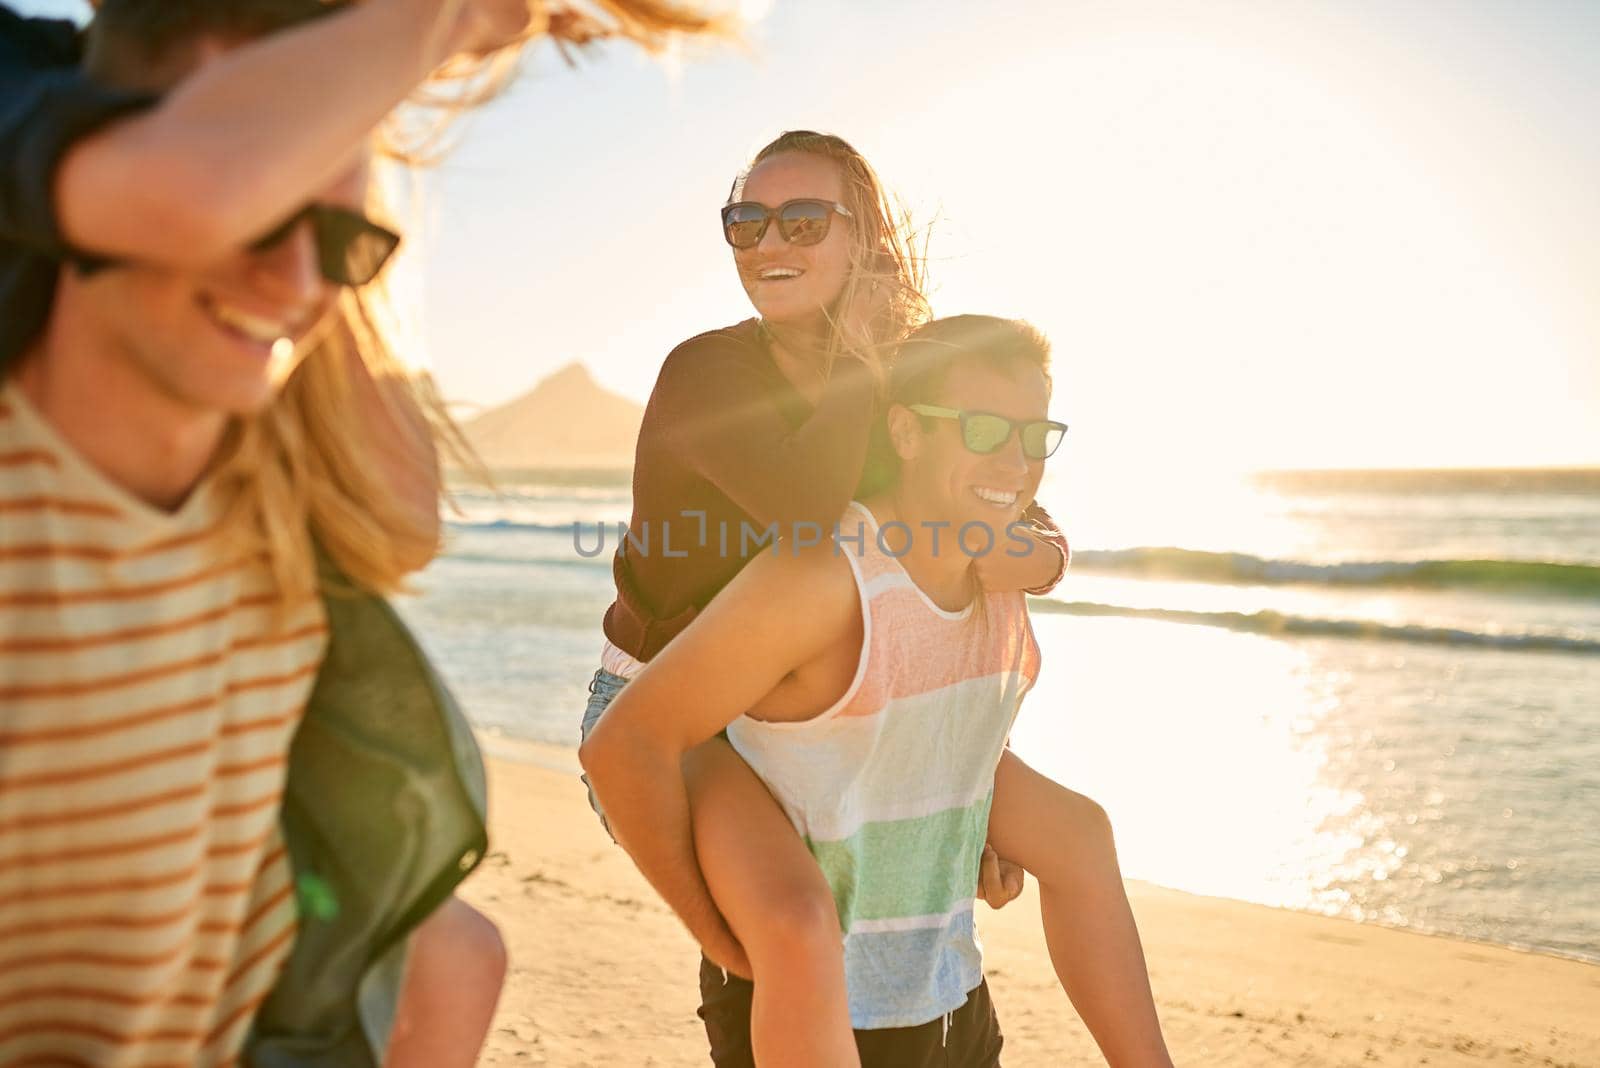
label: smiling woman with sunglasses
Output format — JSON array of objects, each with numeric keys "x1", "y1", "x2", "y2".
[
  {"x1": 601, "y1": 130, "x2": 946, "y2": 668},
  {"x1": 580, "y1": 130, "x2": 1175, "y2": 1067}
]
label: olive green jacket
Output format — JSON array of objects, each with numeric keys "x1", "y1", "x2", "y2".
[{"x1": 244, "y1": 580, "x2": 489, "y2": 1067}]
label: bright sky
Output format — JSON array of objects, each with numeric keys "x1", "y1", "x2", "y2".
[{"x1": 22, "y1": 0, "x2": 1600, "y2": 473}]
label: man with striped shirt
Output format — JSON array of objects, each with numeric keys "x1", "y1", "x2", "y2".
[
  {"x1": 0, "y1": 1, "x2": 536, "y2": 1063},
  {"x1": 584, "y1": 316, "x2": 1082, "y2": 1066}
]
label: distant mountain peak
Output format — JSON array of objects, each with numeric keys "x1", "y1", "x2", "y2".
[
  {"x1": 537, "y1": 361, "x2": 594, "y2": 390},
  {"x1": 460, "y1": 362, "x2": 642, "y2": 470}
]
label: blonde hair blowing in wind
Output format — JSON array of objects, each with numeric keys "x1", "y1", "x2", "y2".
[
  {"x1": 733, "y1": 131, "x2": 933, "y2": 379},
  {"x1": 88, "y1": 0, "x2": 735, "y2": 609},
  {"x1": 400, "y1": 0, "x2": 736, "y2": 160}
]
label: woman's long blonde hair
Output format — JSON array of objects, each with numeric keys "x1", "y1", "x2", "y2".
[
  {"x1": 731, "y1": 131, "x2": 932, "y2": 375},
  {"x1": 90, "y1": 0, "x2": 735, "y2": 606}
]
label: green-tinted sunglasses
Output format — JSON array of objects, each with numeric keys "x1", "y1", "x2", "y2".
[{"x1": 908, "y1": 404, "x2": 1068, "y2": 460}]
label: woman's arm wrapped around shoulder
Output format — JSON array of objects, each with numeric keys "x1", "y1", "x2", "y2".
[{"x1": 974, "y1": 499, "x2": 1070, "y2": 594}]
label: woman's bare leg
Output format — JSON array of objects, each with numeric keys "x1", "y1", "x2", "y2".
[
  {"x1": 385, "y1": 896, "x2": 508, "y2": 1068},
  {"x1": 988, "y1": 748, "x2": 1175, "y2": 1067},
  {"x1": 684, "y1": 736, "x2": 861, "y2": 1068}
]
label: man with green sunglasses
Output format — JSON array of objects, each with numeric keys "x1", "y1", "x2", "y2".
[{"x1": 586, "y1": 315, "x2": 1174, "y2": 1067}]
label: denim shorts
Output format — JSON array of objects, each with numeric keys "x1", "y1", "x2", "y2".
[{"x1": 579, "y1": 667, "x2": 630, "y2": 839}]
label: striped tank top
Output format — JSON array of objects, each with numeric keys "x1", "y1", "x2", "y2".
[{"x1": 726, "y1": 500, "x2": 1041, "y2": 1029}]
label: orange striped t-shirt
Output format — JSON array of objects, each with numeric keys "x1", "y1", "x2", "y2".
[{"x1": 0, "y1": 382, "x2": 327, "y2": 1067}]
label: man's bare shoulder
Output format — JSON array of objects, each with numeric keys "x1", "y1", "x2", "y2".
[
  {"x1": 629, "y1": 536, "x2": 860, "y2": 726},
  {"x1": 712, "y1": 538, "x2": 859, "y2": 649}
]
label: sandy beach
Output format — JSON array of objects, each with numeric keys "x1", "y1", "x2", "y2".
[{"x1": 454, "y1": 748, "x2": 1600, "y2": 1067}]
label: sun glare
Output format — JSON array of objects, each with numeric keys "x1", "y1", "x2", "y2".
[
  {"x1": 1012, "y1": 615, "x2": 1366, "y2": 913},
  {"x1": 860, "y1": 11, "x2": 1597, "y2": 472}
]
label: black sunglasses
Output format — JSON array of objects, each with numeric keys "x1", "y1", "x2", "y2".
[
  {"x1": 72, "y1": 204, "x2": 400, "y2": 286},
  {"x1": 720, "y1": 198, "x2": 852, "y2": 250},
  {"x1": 250, "y1": 204, "x2": 401, "y2": 287},
  {"x1": 908, "y1": 405, "x2": 1068, "y2": 460}
]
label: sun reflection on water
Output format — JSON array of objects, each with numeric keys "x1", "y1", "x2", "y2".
[
  {"x1": 1008, "y1": 610, "x2": 1600, "y2": 960},
  {"x1": 1010, "y1": 615, "x2": 1372, "y2": 914}
]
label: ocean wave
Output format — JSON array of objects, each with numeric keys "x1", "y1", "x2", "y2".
[
  {"x1": 1070, "y1": 548, "x2": 1600, "y2": 599},
  {"x1": 434, "y1": 551, "x2": 611, "y2": 571},
  {"x1": 1030, "y1": 600, "x2": 1600, "y2": 655},
  {"x1": 445, "y1": 519, "x2": 581, "y2": 535}
]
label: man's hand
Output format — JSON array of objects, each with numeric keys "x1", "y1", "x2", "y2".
[{"x1": 978, "y1": 843, "x2": 1025, "y2": 909}]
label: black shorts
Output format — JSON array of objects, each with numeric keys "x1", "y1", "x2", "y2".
[{"x1": 697, "y1": 956, "x2": 1004, "y2": 1067}]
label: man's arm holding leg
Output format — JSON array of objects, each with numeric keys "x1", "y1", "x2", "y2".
[{"x1": 579, "y1": 543, "x2": 857, "y2": 977}]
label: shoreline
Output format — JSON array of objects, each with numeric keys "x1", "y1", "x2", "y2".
[
  {"x1": 476, "y1": 735, "x2": 1600, "y2": 970},
  {"x1": 461, "y1": 749, "x2": 1600, "y2": 1067}
]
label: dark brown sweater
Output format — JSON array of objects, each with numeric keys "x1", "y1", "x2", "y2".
[{"x1": 603, "y1": 319, "x2": 1068, "y2": 662}]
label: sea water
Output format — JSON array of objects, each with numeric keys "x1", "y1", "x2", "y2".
[{"x1": 399, "y1": 467, "x2": 1600, "y2": 962}]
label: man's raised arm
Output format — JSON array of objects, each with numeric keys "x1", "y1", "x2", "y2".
[{"x1": 53, "y1": 0, "x2": 529, "y2": 266}]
